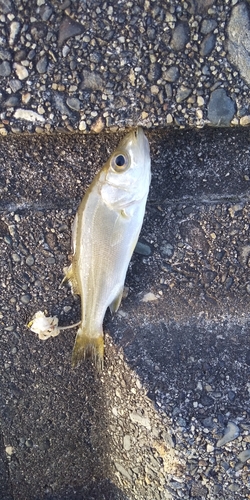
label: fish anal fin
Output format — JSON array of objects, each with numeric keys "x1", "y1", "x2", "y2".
[
  {"x1": 60, "y1": 263, "x2": 80, "y2": 295},
  {"x1": 72, "y1": 329, "x2": 104, "y2": 372},
  {"x1": 109, "y1": 287, "x2": 124, "y2": 314}
]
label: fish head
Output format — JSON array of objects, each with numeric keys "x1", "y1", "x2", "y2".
[{"x1": 100, "y1": 127, "x2": 151, "y2": 210}]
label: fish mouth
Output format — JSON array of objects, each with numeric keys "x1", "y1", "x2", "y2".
[
  {"x1": 134, "y1": 126, "x2": 150, "y2": 154},
  {"x1": 123, "y1": 126, "x2": 149, "y2": 148},
  {"x1": 133, "y1": 126, "x2": 145, "y2": 142},
  {"x1": 117, "y1": 126, "x2": 150, "y2": 162},
  {"x1": 120, "y1": 126, "x2": 144, "y2": 143}
]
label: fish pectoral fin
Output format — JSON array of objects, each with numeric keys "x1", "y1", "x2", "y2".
[
  {"x1": 111, "y1": 211, "x2": 131, "y2": 247},
  {"x1": 72, "y1": 328, "x2": 104, "y2": 371},
  {"x1": 109, "y1": 287, "x2": 124, "y2": 314},
  {"x1": 121, "y1": 208, "x2": 130, "y2": 219},
  {"x1": 60, "y1": 264, "x2": 80, "y2": 295}
]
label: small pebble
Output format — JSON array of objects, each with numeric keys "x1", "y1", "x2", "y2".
[
  {"x1": 66, "y1": 97, "x2": 81, "y2": 111},
  {"x1": 217, "y1": 422, "x2": 240, "y2": 448},
  {"x1": 91, "y1": 117, "x2": 105, "y2": 133},
  {"x1": 36, "y1": 55, "x2": 48, "y2": 74},
  {"x1": 240, "y1": 115, "x2": 250, "y2": 126},
  {"x1": 9, "y1": 21, "x2": 20, "y2": 46},
  {"x1": 13, "y1": 62, "x2": 28, "y2": 80},
  {"x1": 38, "y1": 438, "x2": 50, "y2": 451},
  {"x1": 201, "y1": 19, "x2": 217, "y2": 35},
  {"x1": 63, "y1": 306, "x2": 72, "y2": 313},
  {"x1": 46, "y1": 257, "x2": 55, "y2": 264},
  {"x1": 79, "y1": 121, "x2": 87, "y2": 131},
  {"x1": 81, "y1": 70, "x2": 103, "y2": 91},
  {"x1": 200, "y1": 33, "x2": 216, "y2": 57},
  {"x1": 207, "y1": 89, "x2": 235, "y2": 127},
  {"x1": 160, "y1": 242, "x2": 174, "y2": 258},
  {"x1": 134, "y1": 241, "x2": 151, "y2": 256},
  {"x1": 123, "y1": 435, "x2": 131, "y2": 451},
  {"x1": 114, "y1": 462, "x2": 132, "y2": 481},
  {"x1": 5, "y1": 446, "x2": 14, "y2": 456},
  {"x1": 40, "y1": 5, "x2": 53, "y2": 21},
  {"x1": 130, "y1": 412, "x2": 151, "y2": 430},
  {"x1": 26, "y1": 255, "x2": 34, "y2": 266},
  {"x1": 9, "y1": 79, "x2": 22, "y2": 92},
  {"x1": 237, "y1": 448, "x2": 250, "y2": 465},
  {"x1": 176, "y1": 86, "x2": 192, "y2": 103},
  {"x1": 206, "y1": 444, "x2": 214, "y2": 453},
  {"x1": 170, "y1": 22, "x2": 189, "y2": 51},
  {"x1": 12, "y1": 253, "x2": 21, "y2": 263},
  {"x1": 25, "y1": 439, "x2": 33, "y2": 448},
  {"x1": 58, "y1": 15, "x2": 84, "y2": 47},
  {"x1": 164, "y1": 66, "x2": 179, "y2": 82},
  {"x1": 5, "y1": 325, "x2": 15, "y2": 332},
  {"x1": 0, "y1": 61, "x2": 11, "y2": 76},
  {"x1": 228, "y1": 483, "x2": 240, "y2": 492},
  {"x1": 21, "y1": 294, "x2": 32, "y2": 305}
]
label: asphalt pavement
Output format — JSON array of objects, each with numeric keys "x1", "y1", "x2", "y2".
[
  {"x1": 1, "y1": 127, "x2": 250, "y2": 499},
  {"x1": 1, "y1": 0, "x2": 250, "y2": 499}
]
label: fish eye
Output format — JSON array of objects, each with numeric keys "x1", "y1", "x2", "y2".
[
  {"x1": 116, "y1": 154, "x2": 126, "y2": 167},
  {"x1": 111, "y1": 153, "x2": 130, "y2": 172}
]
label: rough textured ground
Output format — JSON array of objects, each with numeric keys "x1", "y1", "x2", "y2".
[
  {"x1": 0, "y1": 128, "x2": 250, "y2": 499},
  {"x1": 1, "y1": 0, "x2": 250, "y2": 133},
  {"x1": 1, "y1": 1, "x2": 250, "y2": 499}
]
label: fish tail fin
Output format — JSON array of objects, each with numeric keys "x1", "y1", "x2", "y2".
[{"x1": 72, "y1": 327, "x2": 104, "y2": 371}]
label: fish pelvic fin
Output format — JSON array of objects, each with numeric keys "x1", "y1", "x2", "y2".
[
  {"x1": 60, "y1": 263, "x2": 80, "y2": 295},
  {"x1": 72, "y1": 328, "x2": 104, "y2": 371},
  {"x1": 109, "y1": 286, "x2": 123, "y2": 314}
]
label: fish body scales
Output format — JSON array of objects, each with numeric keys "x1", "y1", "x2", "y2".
[{"x1": 65, "y1": 127, "x2": 151, "y2": 369}]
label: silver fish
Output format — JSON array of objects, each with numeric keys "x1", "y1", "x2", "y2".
[{"x1": 63, "y1": 127, "x2": 151, "y2": 369}]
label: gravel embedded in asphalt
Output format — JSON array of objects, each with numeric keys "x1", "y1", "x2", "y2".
[{"x1": 0, "y1": 1, "x2": 250, "y2": 133}]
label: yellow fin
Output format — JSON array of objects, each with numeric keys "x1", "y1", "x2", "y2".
[
  {"x1": 72, "y1": 330, "x2": 104, "y2": 371},
  {"x1": 60, "y1": 263, "x2": 80, "y2": 295},
  {"x1": 109, "y1": 287, "x2": 123, "y2": 314}
]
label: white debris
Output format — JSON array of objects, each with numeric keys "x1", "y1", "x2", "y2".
[
  {"x1": 141, "y1": 292, "x2": 158, "y2": 302},
  {"x1": 5, "y1": 446, "x2": 14, "y2": 456},
  {"x1": 14, "y1": 109, "x2": 45, "y2": 122},
  {"x1": 28, "y1": 311, "x2": 60, "y2": 340}
]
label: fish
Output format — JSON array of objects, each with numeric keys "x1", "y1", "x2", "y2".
[{"x1": 63, "y1": 127, "x2": 151, "y2": 369}]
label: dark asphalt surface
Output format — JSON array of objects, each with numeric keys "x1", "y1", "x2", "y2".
[{"x1": 0, "y1": 128, "x2": 250, "y2": 499}]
